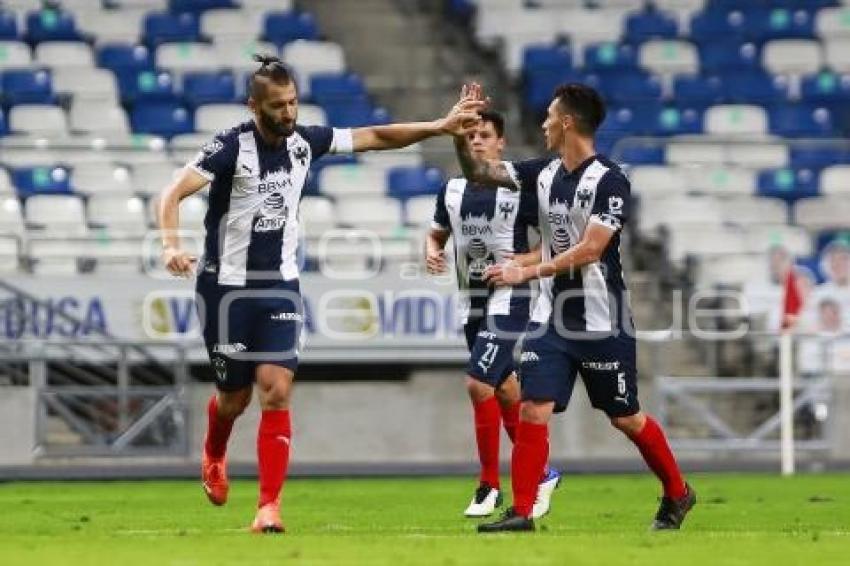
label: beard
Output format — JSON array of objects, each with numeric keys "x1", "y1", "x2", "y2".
[{"x1": 260, "y1": 109, "x2": 295, "y2": 137}]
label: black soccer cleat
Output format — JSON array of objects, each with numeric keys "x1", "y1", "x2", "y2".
[
  {"x1": 651, "y1": 483, "x2": 697, "y2": 530},
  {"x1": 477, "y1": 506, "x2": 535, "y2": 533}
]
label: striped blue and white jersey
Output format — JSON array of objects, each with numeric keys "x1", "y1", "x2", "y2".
[
  {"x1": 432, "y1": 177, "x2": 538, "y2": 324},
  {"x1": 504, "y1": 154, "x2": 632, "y2": 333},
  {"x1": 188, "y1": 120, "x2": 353, "y2": 287}
]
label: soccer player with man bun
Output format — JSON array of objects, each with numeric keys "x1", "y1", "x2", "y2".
[
  {"x1": 158, "y1": 55, "x2": 484, "y2": 533},
  {"x1": 426, "y1": 110, "x2": 560, "y2": 519},
  {"x1": 453, "y1": 82, "x2": 696, "y2": 533}
]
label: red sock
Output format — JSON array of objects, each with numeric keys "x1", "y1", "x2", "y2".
[
  {"x1": 204, "y1": 395, "x2": 235, "y2": 459},
  {"x1": 257, "y1": 409, "x2": 291, "y2": 508},
  {"x1": 629, "y1": 415, "x2": 687, "y2": 499},
  {"x1": 473, "y1": 396, "x2": 502, "y2": 489},
  {"x1": 511, "y1": 421, "x2": 549, "y2": 518},
  {"x1": 500, "y1": 400, "x2": 520, "y2": 444}
]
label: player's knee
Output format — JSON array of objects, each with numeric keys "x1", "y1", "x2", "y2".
[
  {"x1": 465, "y1": 375, "x2": 495, "y2": 403},
  {"x1": 610, "y1": 412, "x2": 645, "y2": 437},
  {"x1": 217, "y1": 389, "x2": 251, "y2": 419},
  {"x1": 495, "y1": 374, "x2": 520, "y2": 405},
  {"x1": 519, "y1": 401, "x2": 551, "y2": 425}
]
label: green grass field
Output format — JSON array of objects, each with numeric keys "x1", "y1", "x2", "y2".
[{"x1": 0, "y1": 473, "x2": 847, "y2": 565}]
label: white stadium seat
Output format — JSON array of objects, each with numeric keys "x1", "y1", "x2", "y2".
[
  {"x1": 88, "y1": 195, "x2": 148, "y2": 235},
  {"x1": 156, "y1": 43, "x2": 220, "y2": 73},
  {"x1": 72, "y1": 163, "x2": 134, "y2": 196},
  {"x1": 360, "y1": 147, "x2": 424, "y2": 169},
  {"x1": 133, "y1": 162, "x2": 184, "y2": 196},
  {"x1": 819, "y1": 165, "x2": 850, "y2": 195},
  {"x1": 34, "y1": 41, "x2": 95, "y2": 69},
  {"x1": 0, "y1": 41, "x2": 32, "y2": 69},
  {"x1": 403, "y1": 194, "x2": 437, "y2": 226},
  {"x1": 704, "y1": 105, "x2": 768, "y2": 136},
  {"x1": 298, "y1": 196, "x2": 337, "y2": 238},
  {"x1": 825, "y1": 39, "x2": 850, "y2": 73},
  {"x1": 698, "y1": 253, "x2": 767, "y2": 288},
  {"x1": 762, "y1": 39, "x2": 823, "y2": 76},
  {"x1": 665, "y1": 141, "x2": 726, "y2": 165},
  {"x1": 815, "y1": 7, "x2": 850, "y2": 39},
  {"x1": 723, "y1": 142, "x2": 789, "y2": 169},
  {"x1": 719, "y1": 197, "x2": 788, "y2": 226},
  {"x1": 639, "y1": 39, "x2": 699, "y2": 75},
  {"x1": 9, "y1": 105, "x2": 69, "y2": 136},
  {"x1": 201, "y1": 8, "x2": 264, "y2": 41},
  {"x1": 684, "y1": 165, "x2": 757, "y2": 196},
  {"x1": 25, "y1": 194, "x2": 88, "y2": 235},
  {"x1": 195, "y1": 104, "x2": 251, "y2": 133},
  {"x1": 26, "y1": 238, "x2": 88, "y2": 276},
  {"x1": 334, "y1": 196, "x2": 404, "y2": 237},
  {"x1": 0, "y1": 169, "x2": 14, "y2": 196},
  {"x1": 52, "y1": 68, "x2": 120, "y2": 101},
  {"x1": 298, "y1": 104, "x2": 327, "y2": 127},
  {"x1": 79, "y1": 10, "x2": 146, "y2": 45},
  {"x1": 68, "y1": 100, "x2": 130, "y2": 135},
  {"x1": 745, "y1": 224, "x2": 812, "y2": 256},
  {"x1": 0, "y1": 197, "x2": 25, "y2": 234},
  {"x1": 213, "y1": 40, "x2": 278, "y2": 73},
  {"x1": 241, "y1": 0, "x2": 294, "y2": 9},
  {"x1": 627, "y1": 166, "x2": 687, "y2": 199},
  {"x1": 319, "y1": 163, "x2": 388, "y2": 199},
  {"x1": 667, "y1": 224, "x2": 747, "y2": 263},
  {"x1": 795, "y1": 196, "x2": 850, "y2": 231},
  {"x1": 639, "y1": 195, "x2": 722, "y2": 232},
  {"x1": 282, "y1": 41, "x2": 346, "y2": 97}
]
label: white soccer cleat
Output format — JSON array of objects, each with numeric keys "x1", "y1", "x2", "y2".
[
  {"x1": 464, "y1": 483, "x2": 503, "y2": 518},
  {"x1": 531, "y1": 468, "x2": 562, "y2": 519}
]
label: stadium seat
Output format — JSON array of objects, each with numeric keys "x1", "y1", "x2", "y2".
[
  {"x1": 719, "y1": 71, "x2": 790, "y2": 103},
  {"x1": 132, "y1": 162, "x2": 183, "y2": 196},
  {"x1": 800, "y1": 71, "x2": 850, "y2": 103},
  {"x1": 618, "y1": 145, "x2": 665, "y2": 165},
  {"x1": 0, "y1": 40, "x2": 31, "y2": 69},
  {"x1": 72, "y1": 164, "x2": 134, "y2": 197},
  {"x1": 586, "y1": 71, "x2": 663, "y2": 104},
  {"x1": 360, "y1": 146, "x2": 423, "y2": 169},
  {"x1": 761, "y1": 39, "x2": 823, "y2": 76},
  {"x1": 757, "y1": 167, "x2": 819, "y2": 203},
  {"x1": 87, "y1": 194, "x2": 148, "y2": 235},
  {"x1": 768, "y1": 104, "x2": 835, "y2": 137},
  {"x1": 673, "y1": 74, "x2": 725, "y2": 106},
  {"x1": 522, "y1": 44, "x2": 573, "y2": 76},
  {"x1": 651, "y1": 106, "x2": 704, "y2": 136},
  {"x1": 628, "y1": 165, "x2": 688, "y2": 199},
  {"x1": 68, "y1": 100, "x2": 131, "y2": 135},
  {"x1": 795, "y1": 196, "x2": 850, "y2": 231},
  {"x1": 117, "y1": 69, "x2": 178, "y2": 103},
  {"x1": 34, "y1": 41, "x2": 94, "y2": 69},
  {"x1": 639, "y1": 195, "x2": 723, "y2": 232},
  {"x1": 0, "y1": 196, "x2": 24, "y2": 233},
  {"x1": 704, "y1": 104, "x2": 768, "y2": 135},
  {"x1": 324, "y1": 100, "x2": 389, "y2": 128},
  {"x1": 309, "y1": 73, "x2": 367, "y2": 105},
  {"x1": 143, "y1": 12, "x2": 201, "y2": 46},
  {"x1": 52, "y1": 68, "x2": 120, "y2": 102},
  {"x1": 320, "y1": 163, "x2": 388, "y2": 199},
  {"x1": 745, "y1": 224, "x2": 812, "y2": 257},
  {"x1": 0, "y1": 167, "x2": 12, "y2": 194},
  {"x1": 79, "y1": 9, "x2": 147, "y2": 45},
  {"x1": 298, "y1": 196, "x2": 336, "y2": 238},
  {"x1": 824, "y1": 39, "x2": 850, "y2": 73},
  {"x1": 403, "y1": 194, "x2": 437, "y2": 226},
  {"x1": 1, "y1": 69, "x2": 54, "y2": 104},
  {"x1": 689, "y1": 8, "x2": 749, "y2": 43},
  {"x1": 8, "y1": 104, "x2": 67, "y2": 136},
  {"x1": 719, "y1": 196, "x2": 789, "y2": 225},
  {"x1": 298, "y1": 103, "x2": 327, "y2": 126},
  {"x1": 523, "y1": 68, "x2": 578, "y2": 115},
  {"x1": 0, "y1": 109, "x2": 7, "y2": 136},
  {"x1": 212, "y1": 40, "x2": 278, "y2": 73},
  {"x1": 156, "y1": 42, "x2": 220, "y2": 73},
  {"x1": 725, "y1": 141, "x2": 789, "y2": 169},
  {"x1": 11, "y1": 165, "x2": 72, "y2": 197},
  {"x1": 194, "y1": 103, "x2": 249, "y2": 132},
  {"x1": 699, "y1": 42, "x2": 760, "y2": 73},
  {"x1": 560, "y1": 10, "x2": 626, "y2": 53},
  {"x1": 182, "y1": 71, "x2": 237, "y2": 106},
  {"x1": 819, "y1": 165, "x2": 850, "y2": 195},
  {"x1": 639, "y1": 39, "x2": 699, "y2": 75},
  {"x1": 282, "y1": 41, "x2": 346, "y2": 97},
  {"x1": 387, "y1": 166, "x2": 444, "y2": 200},
  {"x1": 97, "y1": 43, "x2": 154, "y2": 73},
  {"x1": 749, "y1": 7, "x2": 816, "y2": 41},
  {"x1": 131, "y1": 102, "x2": 194, "y2": 138},
  {"x1": 334, "y1": 196, "x2": 404, "y2": 236},
  {"x1": 262, "y1": 11, "x2": 318, "y2": 47},
  {"x1": 624, "y1": 7, "x2": 679, "y2": 42},
  {"x1": 201, "y1": 8, "x2": 264, "y2": 41},
  {"x1": 177, "y1": 193, "x2": 206, "y2": 233},
  {"x1": 816, "y1": 7, "x2": 850, "y2": 40},
  {"x1": 791, "y1": 146, "x2": 850, "y2": 169},
  {"x1": 0, "y1": 10, "x2": 18, "y2": 40},
  {"x1": 665, "y1": 140, "x2": 726, "y2": 165},
  {"x1": 24, "y1": 194, "x2": 86, "y2": 233},
  {"x1": 685, "y1": 165, "x2": 757, "y2": 197},
  {"x1": 667, "y1": 224, "x2": 748, "y2": 263},
  {"x1": 25, "y1": 8, "x2": 83, "y2": 43},
  {"x1": 583, "y1": 42, "x2": 638, "y2": 71},
  {"x1": 169, "y1": 0, "x2": 238, "y2": 13}
]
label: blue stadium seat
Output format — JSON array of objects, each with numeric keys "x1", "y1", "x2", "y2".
[
  {"x1": 0, "y1": 10, "x2": 18, "y2": 40},
  {"x1": 130, "y1": 102, "x2": 194, "y2": 138},
  {"x1": 757, "y1": 167, "x2": 819, "y2": 203},
  {"x1": 748, "y1": 7, "x2": 815, "y2": 41},
  {"x1": 12, "y1": 166, "x2": 72, "y2": 197},
  {"x1": 584, "y1": 42, "x2": 637, "y2": 71},
  {"x1": 309, "y1": 73, "x2": 367, "y2": 104},
  {"x1": 262, "y1": 11, "x2": 318, "y2": 47},
  {"x1": 97, "y1": 43, "x2": 154, "y2": 73},
  {"x1": 117, "y1": 69, "x2": 178, "y2": 103},
  {"x1": 183, "y1": 71, "x2": 237, "y2": 106},
  {"x1": 815, "y1": 231, "x2": 850, "y2": 256},
  {"x1": 720, "y1": 71, "x2": 790, "y2": 103},
  {"x1": 791, "y1": 147, "x2": 850, "y2": 169},
  {"x1": 0, "y1": 109, "x2": 7, "y2": 136},
  {"x1": 769, "y1": 104, "x2": 836, "y2": 137},
  {"x1": 168, "y1": 0, "x2": 238, "y2": 13},
  {"x1": 690, "y1": 9, "x2": 749, "y2": 44},
  {"x1": 143, "y1": 12, "x2": 201, "y2": 46},
  {"x1": 617, "y1": 145, "x2": 665, "y2": 165},
  {"x1": 387, "y1": 166, "x2": 444, "y2": 200},
  {"x1": 800, "y1": 72, "x2": 850, "y2": 103},
  {"x1": 585, "y1": 71, "x2": 662, "y2": 104},
  {"x1": 699, "y1": 42, "x2": 760, "y2": 72},
  {"x1": 324, "y1": 100, "x2": 389, "y2": 128},
  {"x1": 650, "y1": 106, "x2": 704, "y2": 136},
  {"x1": 1, "y1": 69, "x2": 55, "y2": 105},
  {"x1": 524, "y1": 70, "x2": 577, "y2": 115},
  {"x1": 673, "y1": 74, "x2": 725, "y2": 106},
  {"x1": 25, "y1": 8, "x2": 82, "y2": 43},
  {"x1": 624, "y1": 8, "x2": 678, "y2": 42},
  {"x1": 522, "y1": 44, "x2": 572, "y2": 75}
]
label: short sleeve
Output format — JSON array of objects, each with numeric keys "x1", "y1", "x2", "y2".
[
  {"x1": 300, "y1": 125, "x2": 353, "y2": 160},
  {"x1": 431, "y1": 183, "x2": 450, "y2": 231},
  {"x1": 188, "y1": 133, "x2": 237, "y2": 181},
  {"x1": 502, "y1": 157, "x2": 550, "y2": 193},
  {"x1": 590, "y1": 169, "x2": 631, "y2": 232},
  {"x1": 519, "y1": 190, "x2": 539, "y2": 227}
]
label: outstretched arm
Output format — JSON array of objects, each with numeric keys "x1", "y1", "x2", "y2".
[{"x1": 350, "y1": 99, "x2": 484, "y2": 152}]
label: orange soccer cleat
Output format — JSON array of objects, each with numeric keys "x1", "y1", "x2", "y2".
[
  {"x1": 250, "y1": 501, "x2": 284, "y2": 534},
  {"x1": 201, "y1": 450, "x2": 229, "y2": 506}
]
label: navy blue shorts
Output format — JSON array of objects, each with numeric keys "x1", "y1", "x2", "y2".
[
  {"x1": 519, "y1": 322, "x2": 640, "y2": 417},
  {"x1": 195, "y1": 272, "x2": 303, "y2": 391},
  {"x1": 464, "y1": 313, "x2": 529, "y2": 387}
]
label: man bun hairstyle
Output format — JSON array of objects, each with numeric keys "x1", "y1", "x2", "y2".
[
  {"x1": 249, "y1": 53, "x2": 294, "y2": 99},
  {"x1": 553, "y1": 83, "x2": 606, "y2": 135}
]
